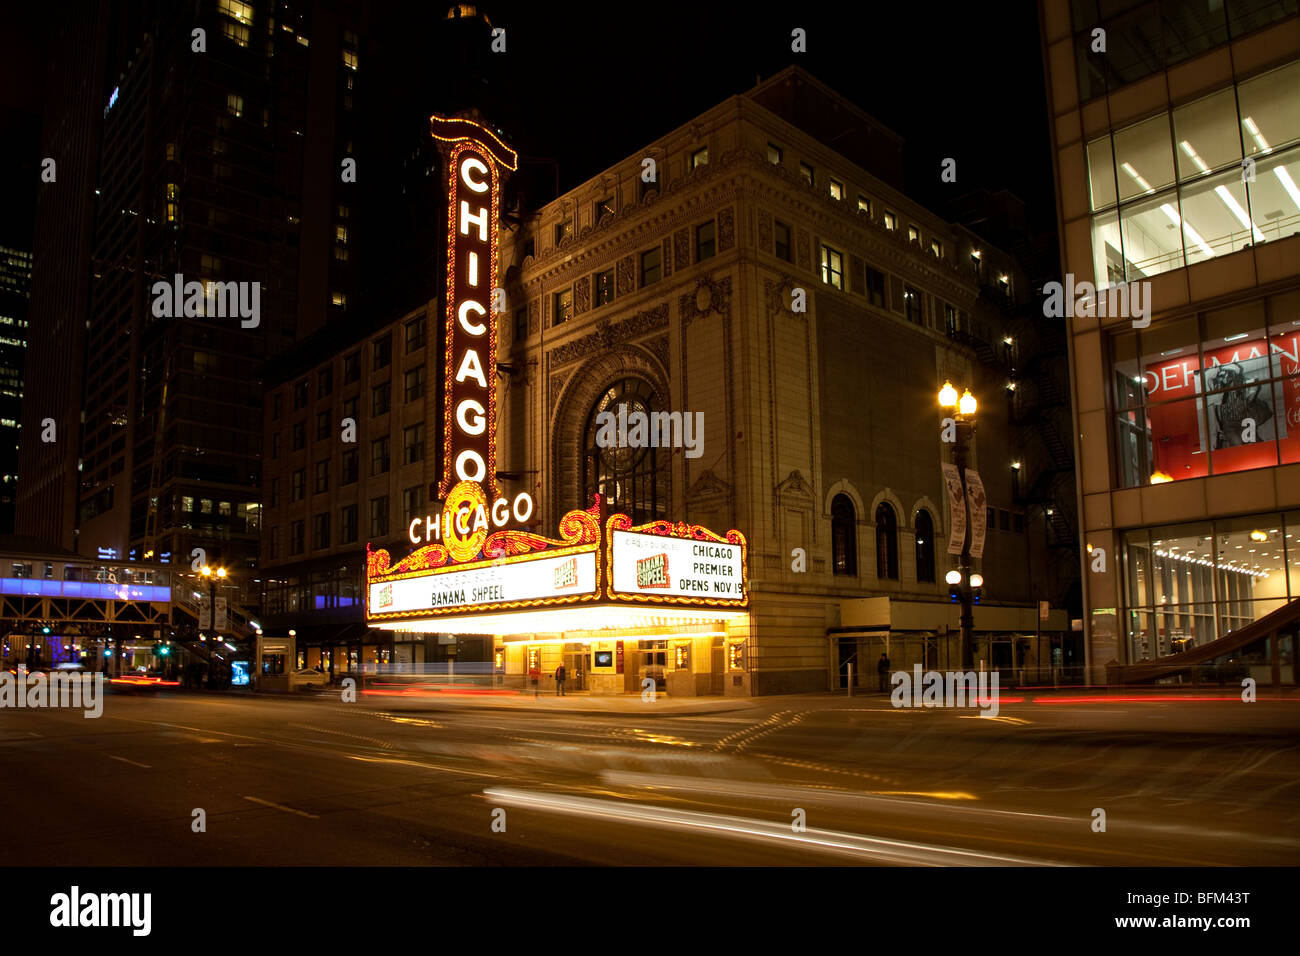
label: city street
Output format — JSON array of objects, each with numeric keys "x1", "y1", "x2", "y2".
[{"x1": 2, "y1": 689, "x2": 1297, "y2": 866}]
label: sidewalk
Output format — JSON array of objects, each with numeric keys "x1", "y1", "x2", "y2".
[{"x1": 351, "y1": 687, "x2": 763, "y2": 716}]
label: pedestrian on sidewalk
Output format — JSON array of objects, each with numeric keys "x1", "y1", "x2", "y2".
[
  {"x1": 554, "y1": 663, "x2": 567, "y2": 696},
  {"x1": 877, "y1": 652, "x2": 891, "y2": 693}
]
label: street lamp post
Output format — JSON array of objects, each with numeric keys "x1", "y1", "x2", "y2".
[
  {"x1": 939, "y1": 382, "x2": 980, "y2": 670},
  {"x1": 201, "y1": 565, "x2": 227, "y2": 688}
]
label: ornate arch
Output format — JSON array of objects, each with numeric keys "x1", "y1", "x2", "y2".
[
  {"x1": 909, "y1": 495, "x2": 943, "y2": 535},
  {"x1": 867, "y1": 487, "x2": 907, "y2": 523},
  {"x1": 824, "y1": 479, "x2": 865, "y2": 518},
  {"x1": 549, "y1": 345, "x2": 671, "y2": 528}
]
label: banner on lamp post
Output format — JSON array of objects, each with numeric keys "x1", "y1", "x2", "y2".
[
  {"x1": 965, "y1": 468, "x2": 988, "y2": 559},
  {"x1": 941, "y1": 463, "x2": 966, "y2": 555}
]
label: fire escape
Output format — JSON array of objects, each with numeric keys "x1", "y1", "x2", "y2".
[{"x1": 948, "y1": 277, "x2": 1081, "y2": 612}]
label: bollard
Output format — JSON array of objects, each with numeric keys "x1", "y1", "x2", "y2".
[{"x1": 847, "y1": 662, "x2": 853, "y2": 697}]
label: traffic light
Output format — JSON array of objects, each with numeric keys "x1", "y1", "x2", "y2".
[
  {"x1": 40, "y1": 625, "x2": 51, "y2": 635},
  {"x1": 158, "y1": 645, "x2": 170, "y2": 657}
]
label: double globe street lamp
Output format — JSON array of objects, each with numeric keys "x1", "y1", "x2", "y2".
[
  {"x1": 200, "y1": 564, "x2": 227, "y2": 688},
  {"x1": 938, "y1": 381, "x2": 981, "y2": 670}
]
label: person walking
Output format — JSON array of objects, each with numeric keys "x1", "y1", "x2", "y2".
[
  {"x1": 554, "y1": 662, "x2": 567, "y2": 696},
  {"x1": 877, "y1": 652, "x2": 891, "y2": 693}
]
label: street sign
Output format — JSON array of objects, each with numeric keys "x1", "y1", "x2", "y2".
[
  {"x1": 198, "y1": 597, "x2": 211, "y2": 630},
  {"x1": 215, "y1": 597, "x2": 228, "y2": 630}
]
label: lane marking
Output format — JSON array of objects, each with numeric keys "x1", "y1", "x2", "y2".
[
  {"x1": 242, "y1": 795, "x2": 320, "y2": 818},
  {"x1": 484, "y1": 787, "x2": 1066, "y2": 867},
  {"x1": 107, "y1": 754, "x2": 151, "y2": 769}
]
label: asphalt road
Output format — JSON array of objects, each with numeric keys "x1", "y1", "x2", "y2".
[{"x1": 2, "y1": 688, "x2": 1298, "y2": 866}]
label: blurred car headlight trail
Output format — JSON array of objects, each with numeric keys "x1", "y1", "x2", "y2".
[{"x1": 483, "y1": 788, "x2": 1066, "y2": 866}]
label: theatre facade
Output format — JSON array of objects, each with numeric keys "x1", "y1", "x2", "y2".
[{"x1": 261, "y1": 68, "x2": 1067, "y2": 694}]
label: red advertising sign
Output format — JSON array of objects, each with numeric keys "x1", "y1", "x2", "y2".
[{"x1": 1140, "y1": 328, "x2": 1300, "y2": 477}]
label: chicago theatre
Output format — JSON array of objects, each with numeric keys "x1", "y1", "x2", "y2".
[{"x1": 260, "y1": 67, "x2": 1070, "y2": 695}]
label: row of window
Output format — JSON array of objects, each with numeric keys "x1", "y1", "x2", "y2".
[
  {"x1": 766, "y1": 141, "x2": 947, "y2": 259},
  {"x1": 830, "y1": 496, "x2": 937, "y2": 582},
  {"x1": 533, "y1": 218, "x2": 717, "y2": 336},
  {"x1": 272, "y1": 317, "x2": 426, "y2": 420},
  {"x1": 1070, "y1": 0, "x2": 1296, "y2": 104},
  {"x1": 271, "y1": 370, "x2": 426, "y2": 457},
  {"x1": 1085, "y1": 62, "x2": 1299, "y2": 286},
  {"x1": 269, "y1": 488, "x2": 426, "y2": 557},
  {"x1": 809, "y1": 231, "x2": 960, "y2": 331},
  {"x1": 269, "y1": 423, "x2": 425, "y2": 506},
  {"x1": 1111, "y1": 289, "x2": 1300, "y2": 486}
]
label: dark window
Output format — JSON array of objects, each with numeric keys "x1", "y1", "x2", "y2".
[
  {"x1": 594, "y1": 268, "x2": 614, "y2": 306},
  {"x1": 340, "y1": 505, "x2": 358, "y2": 544},
  {"x1": 875, "y1": 503, "x2": 899, "y2": 580},
  {"x1": 904, "y1": 286, "x2": 923, "y2": 325},
  {"x1": 271, "y1": 392, "x2": 282, "y2": 420},
  {"x1": 999, "y1": 509, "x2": 1011, "y2": 531},
  {"x1": 291, "y1": 469, "x2": 305, "y2": 501},
  {"x1": 866, "y1": 266, "x2": 885, "y2": 308},
  {"x1": 292, "y1": 421, "x2": 305, "y2": 450},
  {"x1": 369, "y1": 497, "x2": 389, "y2": 537},
  {"x1": 554, "y1": 289, "x2": 573, "y2": 325},
  {"x1": 372, "y1": 334, "x2": 391, "y2": 371},
  {"x1": 290, "y1": 520, "x2": 304, "y2": 555},
  {"x1": 313, "y1": 512, "x2": 330, "y2": 550},
  {"x1": 403, "y1": 422, "x2": 425, "y2": 465},
  {"x1": 696, "y1": 221, "x2": 716, "y2": 261},
  {"x1": 269, "y1": 477, "x2": 279, "y2": 508},
  {"x1": 514, "y1": 306, "x2": 528, "y2": 342},
  {"x1": 596, "y1": 195, "x2": 614, "y2": 219},
  {"x1": 774, "y1": 220, "x2": 791, "y2": 261},
  {"x1": 316, "y1": 411, "x2": 330, "y2": 441},
  {"x1": 271, "y1": 433, "x2": 281, "y2": 459},
  {"x1": 341, "y1": 449, "x2": 358, "y2": 485},
  {"x1": 583, "y1": 377, "x2": 665, "y2": 525},
  {"x1": 292, "y1": 380, "x2": 309, "y2": 410},
  {"x1": 343, "y1": 351, "x2": 360, "y2": 383},
  {"x1": 915, "y1": 510, "x2": 935, "y2": 582},
  {"x1": 342, "y1": 396, "x2": 358, "y2": 422},
  {"x1": 269, "y1": 527, "x2": 279, "y2": 559},
  {"x1": 403, "y1": 485, "x2": 424, "y2": 523},
  {"x1": 371, "y1": 437, "x2": 389, "y2": 475},
  {"x1": 314, "y1": 459, "x2": 329, "y2": 494},
  {"x1": 640, "y1": 247, "x2": 661, "y2": 286},
  {"x1": 317, "y1": 367, "x2": 333, "y2": 398},
  {"x1": 372, "y1": 381, "x2": 390, "y2": 417},
  {"x1": 831, "y1": 495, "x2": 857, "y2": 576},
  {"x1": 404, "y1": 366, "x2": 425, "y2": 403},
  {"x1": 405, "y1": 315, "x2": 426, "y2": 352},
  {"x1": 944, "y1": 303, "x2": 957, "y2": 335}
]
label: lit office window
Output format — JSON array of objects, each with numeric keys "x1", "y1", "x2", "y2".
[
  {"x1": 767, "y1": 143, "x2": 782, "y2": 165},
  {"x1": 691, "y1": 147, "x2": 709, "y2": 169},
  {"x1": 226, "y1": 93, "x2": 243, "y2": 118},
  {"x1": 884, "y1": 212, "x2": 897, "y2": 230},
  {"x1": 820, "y1": 245, "x2": 843, "y2": 289},
  {"x1": 857, "y1": 195, "x2": 870, "y2": 215},
  {"x1": 218, "y1": 0, "x2": 253, "y2": 23},
  {"x1": 342, "y1": 49, "x2": 358, "y2": 70}
]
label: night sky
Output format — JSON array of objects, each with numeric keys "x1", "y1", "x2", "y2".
[
  {"x1": 0, "y1": 1, "x2": 1056, "y2": 247},
  {"x1": 493, "y1": 1, "x2": 1056, "y2": 233}
]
